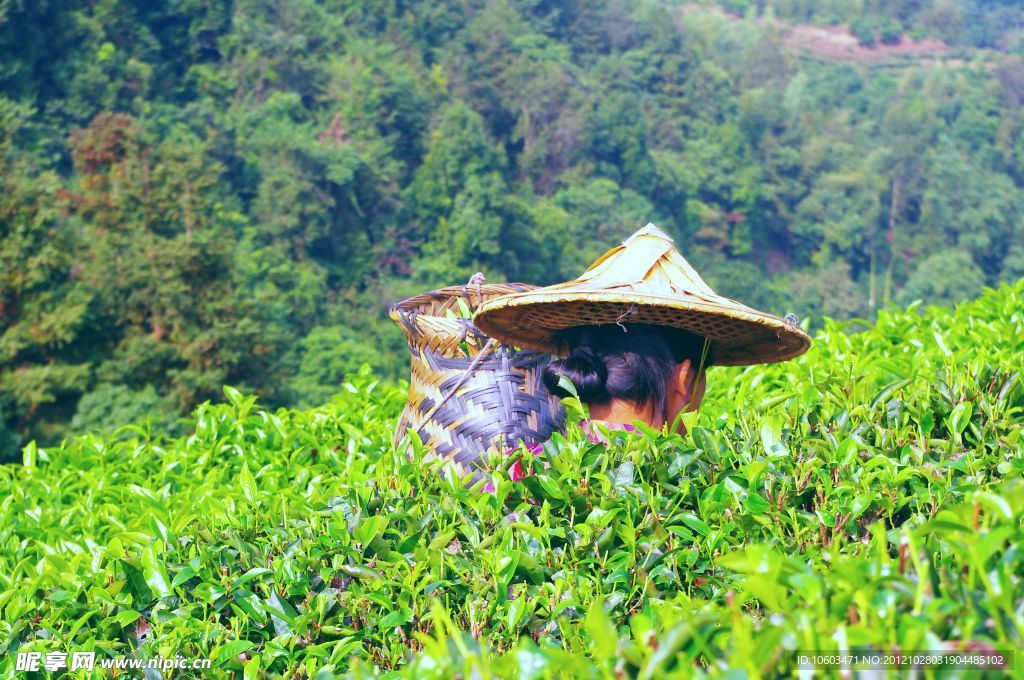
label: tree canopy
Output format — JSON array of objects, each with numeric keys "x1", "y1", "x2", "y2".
[{"x1": 2, "y1": 0, "x2": 1024, "y2": 455}]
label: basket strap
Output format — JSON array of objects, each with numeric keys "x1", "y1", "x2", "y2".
[{"x1": 419, "y1": 338, "x2": 497, "y2": 425}]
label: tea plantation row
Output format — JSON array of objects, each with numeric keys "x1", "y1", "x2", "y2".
[{"x1": 0, "y1": 281, "x2": 1022, "y2": 678}]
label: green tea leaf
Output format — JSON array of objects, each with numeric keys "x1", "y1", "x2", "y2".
[
  {"x1": 240, "y1": 461, "x2": 258, "y2": 505},
  {"x1": 379, "y1": 607, "x2": 413, "y2": 628},
  {"x1": 584, "y1": 601, "x2": 618, "y2": 658},
  {"x1": 141, "y1": 543, "x2": 172, "y2": 598},
  {"x1": 742, "y1": 492, "x2": 770, "y2": 514},
  {"x1": 949, "y1": 401, "x2": 973, "y2": 435}
]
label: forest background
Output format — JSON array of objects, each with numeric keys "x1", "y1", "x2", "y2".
[{"x1": 2, "y1": 0, "x2": 1024, "y2": 460}]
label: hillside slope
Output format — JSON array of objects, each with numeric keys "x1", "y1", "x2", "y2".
[{"x1": 4, "y1": 0, "x2": 1024, "y2": 454}]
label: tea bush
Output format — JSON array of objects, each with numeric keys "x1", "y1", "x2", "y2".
[{"x1": 0, "y1": 281, "x2": 1022, "y2": 678}]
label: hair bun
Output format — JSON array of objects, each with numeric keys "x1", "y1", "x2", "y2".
[
  {"x1": 543, "y1": 346, "x2": 609, "y2": 403},
  {"x1": 568, "y1": 346, "x2": 599, "y2": 363}
]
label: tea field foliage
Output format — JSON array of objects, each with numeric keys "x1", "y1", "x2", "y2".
[{"x1": 1, "y1": 281, "x2": 1022, "y2": 679}]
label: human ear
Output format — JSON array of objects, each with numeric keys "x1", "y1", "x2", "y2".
[{"x1": 673, "y1": 359, "x2": 693, "y2": 402}]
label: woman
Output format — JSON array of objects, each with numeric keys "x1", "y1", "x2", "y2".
[
  {"x1": 473, "y1": 223, "x2": 810, "y2": 467},
  {"x1": 543, "y1": 323, "x2": 708, "y2": 437}
]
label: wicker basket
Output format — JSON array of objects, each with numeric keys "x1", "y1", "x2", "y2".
[{"x1": 390, "y1": 283, "x2": 565, "y2": 475}]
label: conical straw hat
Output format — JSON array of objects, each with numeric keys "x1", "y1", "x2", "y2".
[{"x1": 473, "y1": 223, "x2": 810, "y2": 366}]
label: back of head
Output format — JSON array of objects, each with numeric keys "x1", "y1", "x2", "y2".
[{"x1": 542, "y1": 324, "x2": 707, "y2": 421}]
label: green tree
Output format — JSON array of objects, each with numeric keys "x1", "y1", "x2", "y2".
[
  {"x1": 237, "y1": 92, "x2": 381, "y2": 286},
  {"x1": 407, "y1": 103, "x2": 524, "y2": 282},
  {"x1": 287, "y1": 325, "x2": 386, "y2": 408},
  {"x1": 788, "y1": 261, "x2": 870, "y2": 322},
  {"x1": 589, "y1": 92, "x2": 657, "y2": 192},
  {"x1": 0, "y1": 99, "x2": 91, "y2": 441},
  {"x1": 553, "y1": 179, "x2": 657, "y2": 276},
  {"x1": 61, "y1": 112, "x2": 281, "y2": 415},
  {"x1": 878, "y1": 17, "x2": 903, "y2": 45},
  {"x1": 70, "y1": 383, "x2": 172, "y2": 436},
  {"x1": 850, "y1": 17, "x2": 877, "y2": 47},
  {"x1": 898, "y1": 249, "x2": 986, "y2": 306},
  {"x1": 0, "y1": 405, "x2": 18, "y2": 464},
  {"x1": 917, "y1": 136, "x2": 1022, "y2": 279}
]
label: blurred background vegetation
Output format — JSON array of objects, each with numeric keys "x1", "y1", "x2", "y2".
[{"x1": 2, "y1": 0, "x2": 1023, "y2": 458}]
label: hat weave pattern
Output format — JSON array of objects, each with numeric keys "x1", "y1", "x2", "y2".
[{"x1": 473, "y1": 224, "x2": 811, "y2": 366}]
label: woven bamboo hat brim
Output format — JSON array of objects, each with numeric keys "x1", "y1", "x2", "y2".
[{"x1": 473, "y1": 224, "x2": 811, "y2": 366}]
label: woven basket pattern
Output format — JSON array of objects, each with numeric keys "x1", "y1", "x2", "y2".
[{"x1": 390, "y1": 284, "x2": 565, "y2": 474}]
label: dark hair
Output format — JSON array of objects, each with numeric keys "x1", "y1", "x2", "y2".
[{"x1": 542, "y1": 324, "x2": 708, "y2": 421}]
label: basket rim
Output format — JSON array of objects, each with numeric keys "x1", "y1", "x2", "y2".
[
  {"x1": 390, "y1": 282, "x2": 537, "y2": 316},
  {"x1": 389, "y1": 282, "x2": 539, "y2": 345}
]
